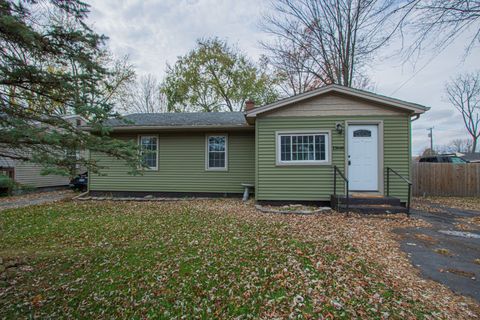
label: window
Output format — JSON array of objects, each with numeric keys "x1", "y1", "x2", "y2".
[
  {"x1": 450, "y1": 157, "x2": 467, "y2": 164},
  {"x1": 0, "y1": 167, "x2": 14, "y2": 179},
  {"x1": 277, "y1": 132, "x2": 329, "y2": 165},
  {"x1": 139, "y1": 135, "x2": 158, "y2": 170},
  {"x1": 353, "y1": 129, "x2": 371, "y2": 137},
  {"x1": 206, "y1": 135, "x2": 227, "y2": 170}
]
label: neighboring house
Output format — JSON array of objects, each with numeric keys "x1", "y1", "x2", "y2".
[
  {"x1": 0, "y1": 115, "x2": 87, "y2": 189},
  {"x1": 86, "y1": 85, "x2": 428, "y2": 207}
]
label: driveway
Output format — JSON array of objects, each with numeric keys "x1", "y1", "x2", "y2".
[
  {"x1": 395, "y1": 201, "x2": 480, "y2": 302},
  {"x1": 0, "y1": 190, "x2": 74, "y2": 211}
]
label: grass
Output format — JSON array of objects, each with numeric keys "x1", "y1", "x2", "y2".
[{"x1": 0, "y1": 200, "x2": 453, "y2": 318}]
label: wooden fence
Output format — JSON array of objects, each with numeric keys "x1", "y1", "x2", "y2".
[{"x1": 411, "y1": 163, "x2": 480, "y2": 197}]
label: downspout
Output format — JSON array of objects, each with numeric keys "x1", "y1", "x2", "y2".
[{"x1": 411, "y1": 114, "x2": 420, "y2": 122}]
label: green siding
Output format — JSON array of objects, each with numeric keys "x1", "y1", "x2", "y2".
[
  {"x1": 90, "y1": 131, "x2": 255, "y2": 194},
  {"x1": 256, "y1": 115, "x2": 411, "y2": 202},
  {"x1": 90, "y1": 115, "x2": 411, "y2": 202}
]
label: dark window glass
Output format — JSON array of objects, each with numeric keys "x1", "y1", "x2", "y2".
[
  {"x1": 280, "y1": 134, "x2": 327, "y2": 162},
  {"x1": 140, "y1": 136, "x2": 158, "y2": 168},
  {"x1": 353, "y1": 129, "x2": 371, "y2": 137},
  {"x1": 208, "y1": 136, "x2": 226, "y2": 168},
  {"x1": 280, "y1": 136, "x2": 291, "y2": 161}
]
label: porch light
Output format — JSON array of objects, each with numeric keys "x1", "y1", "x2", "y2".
[{"x1": 335, "y1": 122, "x2": 344, "y2": 134}]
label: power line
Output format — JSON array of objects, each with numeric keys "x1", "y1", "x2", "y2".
[{"x1": 389, "y1": 50, "x2": 443, "y2": 96}]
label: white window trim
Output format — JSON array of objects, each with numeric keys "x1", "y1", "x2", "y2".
[
  {"x1": 138, "y1": 134, "x2": 159, "y2": 171},
  {"x1": 205, "y1": 134, "x2": 228, "y2": 171},
  {"x1": 275, "y1": 130, "x2": 331, "y2": 166}
]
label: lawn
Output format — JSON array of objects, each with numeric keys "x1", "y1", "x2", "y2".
[
  {"x1": 414, "y1": 196, "x2": 480, "y2": 214},
  {"x1": 0, "y1": 199, "x2": 478, "y2": 319}
]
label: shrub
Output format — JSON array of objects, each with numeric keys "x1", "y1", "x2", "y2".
[
  {"x1": 15, "y1": 184, "x2": 36, "y2": 194},
  {"x1": 0, "y1": 174, "x2": 15, "y2": 196}
]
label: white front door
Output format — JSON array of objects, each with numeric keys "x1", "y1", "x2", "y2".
[{"x1": 348, "y1": 124, "x2": 379, "y2": 191}]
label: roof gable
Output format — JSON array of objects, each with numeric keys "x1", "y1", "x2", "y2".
[{"x1": 246, "y1": 84, "x2": 429, "y2": 118}]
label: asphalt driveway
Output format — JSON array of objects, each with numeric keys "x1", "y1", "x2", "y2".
[{"x1": 395, "y1": 201, "x2": 480, "y2": 302}]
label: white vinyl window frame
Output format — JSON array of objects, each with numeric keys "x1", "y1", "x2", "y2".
[
  {"x1": 205, "y1": 134, "x2": 228, "y2": 171},
  {"x1": 138, "y1": 134, "x2": 159, "y2": 171},
  {"x1": 275, "y1": 130, "x2": 331, "y2": 166}
]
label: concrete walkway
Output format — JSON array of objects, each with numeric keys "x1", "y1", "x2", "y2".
[
  {"x1": 395, "y1": 202, "x2": 480, "y2": 302},
  {"x1": 0, "y1": 190, "x2": 73, "y2": 211}
]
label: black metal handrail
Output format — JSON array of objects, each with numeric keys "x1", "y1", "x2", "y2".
[
  {"x1": 386, "y1": 167, "x2": 412, "y2": 216},
  {"x1": 333, "y1": 165, "x2": 349, "y2": 213}
]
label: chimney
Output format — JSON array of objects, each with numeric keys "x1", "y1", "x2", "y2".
[{"x1": 245, "y1": 100, "x2": 255, "y2": 112}]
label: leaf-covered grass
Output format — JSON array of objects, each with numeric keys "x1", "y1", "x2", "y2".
[
  {"x1": 413, "y1": 196, "x2": 480, "y2": 213},
  {"x1": 0, "y1": 200, "x2": 473, "y2": 319}
]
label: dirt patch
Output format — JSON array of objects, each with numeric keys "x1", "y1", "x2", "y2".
[
  {"x1": 412, "y1": 198, "x2": 444, "y2": 213},
  {"x1": 434, "y1": 248, "x2": 453, "y2": 256},
  {"x1": 441, "y1": 268, "x2": 476, "y2": 279},
  {"x1": 455, "y1": 222, "x2": 478, "y2": 231},
  {"x1": 414, "y1": 233, "x2": 438, "y2": 245},
  {"x1": 461, "y1": 216, "x2": 480, "y2": 228},
  {"x1": 255, "y1": 203, "x2": 331, "y2": 215}
]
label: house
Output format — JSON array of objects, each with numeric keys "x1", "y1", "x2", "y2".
[
  {"x1": 86, "y1": 85, "x2": 429, "y2": 209},
  {"x1": 0, "y1": 115, "x2": 87, "y2": 190}
]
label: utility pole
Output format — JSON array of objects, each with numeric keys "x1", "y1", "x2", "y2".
[{"x1": 427, "y1": 127, "x2": 434, "y2": 154}]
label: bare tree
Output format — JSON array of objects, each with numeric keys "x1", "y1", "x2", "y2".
[
  {"x1": 445, "y1": 71, "x2": 480, "y2": 153},
  {"x1": 261, "y1": 0, "x2": 398, "y2": 92},
  {"x1": 436, "y1": 139, "x2": 472, "y2": 153},
  {"x1": 391, "y1": 0, "x2": 480, "y2": 59},
  {"x1": 449, "y1": 138, "x2": 473, "y2": 153},
  {"x1": 262, "y1": 39, "x2": 320, "y2": 96},
  {"x1": 116, "y1": 74, "x2": 167, "y2": 114}
]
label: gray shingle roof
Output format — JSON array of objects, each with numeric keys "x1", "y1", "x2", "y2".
[
  {"x1": 104, "y1": 112, "x2": 248, "y2": 128},
  {"x1": 0, "y1": 157, "x2": 15, "y2": 167}
]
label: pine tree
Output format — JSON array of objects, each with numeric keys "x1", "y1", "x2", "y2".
[{"x1": 0, "y1": 0, "x2": 140, "y2": 176}]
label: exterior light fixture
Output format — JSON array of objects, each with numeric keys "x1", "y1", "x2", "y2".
[{"x1": 335, "y1": 122, "x2": 343, "y2": 134}]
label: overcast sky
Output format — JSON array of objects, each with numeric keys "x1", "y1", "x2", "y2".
[{"x1": 87, "y1": 0, "x2": 480, "y2": 155}]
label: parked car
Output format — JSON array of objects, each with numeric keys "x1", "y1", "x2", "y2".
[
  {"x1": 419, "y1": 155, "x2": 468, "y2": 163},
  {"x1": 458, "y1": 152, "x2": 480, "y2": 163},
  {"x1": 69, "y1": 172, "x2": 88, "y2": 191}
]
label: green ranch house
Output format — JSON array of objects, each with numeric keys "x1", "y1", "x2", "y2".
[{"x1": 86, "y1": 85, "x2": 429, "y2": 213}]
